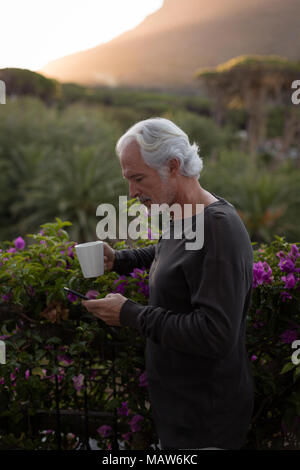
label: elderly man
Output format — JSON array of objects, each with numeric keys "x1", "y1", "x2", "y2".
[{"x1": 82, "y1": 117, "x2": 254, "y2": 450}]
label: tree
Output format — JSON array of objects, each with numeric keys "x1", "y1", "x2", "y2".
[{"x1": 196, "y1": 55, "x2": 300, "y2": 156}]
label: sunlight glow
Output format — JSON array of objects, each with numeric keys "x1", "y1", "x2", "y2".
[{"x1": 0, "y1": 0, "x2": 163, "y2": 70}]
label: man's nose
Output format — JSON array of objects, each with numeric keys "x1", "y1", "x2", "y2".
[{"x1": 129, "y1": 181, "x2": 139, "y2": 199}]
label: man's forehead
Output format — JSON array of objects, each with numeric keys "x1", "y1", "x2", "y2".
[{"x1": 119, "y1": 141, "x2": 148, "y2": 177}]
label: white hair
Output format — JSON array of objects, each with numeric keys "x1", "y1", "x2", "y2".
[{"x1": 115, "y1": 117, "x2": 203, "y2": 180}]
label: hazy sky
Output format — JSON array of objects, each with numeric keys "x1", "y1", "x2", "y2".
[{"x1": 1, "y1": 0, "x2": 163, "y2": 70}]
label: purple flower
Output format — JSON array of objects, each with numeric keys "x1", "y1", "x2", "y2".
[
  {"x1": 138, "y1": 280, "x2": 149, "y2": 298},
  {"x1": 113, "y1": 276, "x2": 128, "y2": 295},
  {"x1": 28, "y1": 285, "x2": 35, "y2": 297},
  {"x1": 57, "y1": 355, "x2": 74, "y2": 366},
  {"x1": 281, "y1": 273, "x2": 297, "y2": 289},
  {"x1": 10, "y1": 367, "x2": 19, "y2": 382},
  {"x1": 280, "y1": 329, "x2": 298, "y2": 344},
  {"x1": 0, "y1": 377, "x2": 4, "y2": 385},
  {"x1": 253, "y1": 261, "x2": 273, "y2": 288},
  {"x1": 2, "y1": 293, "x2": 12, "y2": 302},
  {"x1": 290, "y1": 244, "x2": 300, "y2": 260},
  {"x1": 251, "y1": 355, "x2": 258, "y2": 362},
  {"x1": 129, "y1": 414, "x2": 144, "y2": 433},
  {"x1": 138, "y1": 371, "x2": 148, "y2": 387},
  {"x1": 72, "y1": 373, "x2": 84, "y2": 392},
  {"x1": 276, "y1": 250, "x2": 286, "y2": 260},
  {"x1": 14, "y1": 236, "x2": 25, "y2": 250},
  {"x1": 7, "y1": 247, "x2": 16, "y2": 253},
  {"x1": 67, "y1": 247, "x2": 75, "y2": 259},
  {"x1": 130, "y1": 268, "x2": 145, "y2": 279},
  {"x1": 90, "y1": 369, "x2": 98, "y2": 380},
  {"x1": 279, "y1": 258, "x2": 296, "y2": 274},
  {"x1": 25, "y1": 370, "x2": 30, "y2": 380},
  {"x1": 0, "y1": 335, "x2": 10, "y2": 340},
  {"x1": 122, "y1": 432, "x2": 132, "y2": 442},
  {"x1": 281, "y1": 291, "x2": 293, "y2": 302},
  {"x1": 97, "y1": 425, "x2": 112, "y2": 438},
  {"x1": 118, "y1": 401, "x2": 129, "y2": 416},
  {"x1": 39, "y1": 230, "x2": 45, "y2": 236},
  {"x1": 67, "y1": 292, "x2": 78, "y2": 303},
  {"x1": 85, "y1": 290, "x2": 100, "y2": 299}
]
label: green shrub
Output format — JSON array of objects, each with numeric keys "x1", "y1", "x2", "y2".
[{"x1": 0, "y1": 220, "x2": 299, "y2": 449}]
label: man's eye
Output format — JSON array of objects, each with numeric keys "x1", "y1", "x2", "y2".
[{"x1": 135, "y1": 177, "x2": 143, "y2": 182}]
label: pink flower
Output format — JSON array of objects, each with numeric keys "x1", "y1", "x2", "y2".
[
  {"x1": 251, "y1": 355, "x2": 258, "y2": 362},
  {"x1": 14, "y1": 236, "x2": 25, "y2": 250},
  {"x1": 25, "y1": 370, "x2": 30, "y2": 380},
  {"x1": 97, "y1": 425, "x2": 112, "y2": 438},
  {"x1": 72, "y1": 373, "x2": 84, "y2": 392},
  {"x1": 7, "y1": 247, "x2": 16, "y2": 253},
  {"x1": 0, "y1": 377, "x2": 5, "y2": 385},
  {"x1": 129, "y1": 414, "x2": 144, "y2": 433}
]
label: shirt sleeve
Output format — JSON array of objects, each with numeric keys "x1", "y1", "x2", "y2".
[
  {"x1": 112, "y1": 244, "x2": 156, "y2": 275},
  {"x1": 119, "y1": 251, "x2": 252, "y2": 359}
]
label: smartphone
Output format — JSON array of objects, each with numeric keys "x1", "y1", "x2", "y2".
[
  {"x1": 63, "y1": 286, "x2": 119, "y2": 336},
  {"x1": 63, "y1": 286, "x2": 89, "y2": 300}
]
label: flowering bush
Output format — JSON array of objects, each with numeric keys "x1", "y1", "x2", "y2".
[
  {"x1": 246, "y1": 236, "x2": 300, "y2": 449},
  {"x1": 0, "y1": 218, "x2": 157, "y2": 450},
  {"x1": 0, "y1": 220, "x2": 299, "y2": 449}
]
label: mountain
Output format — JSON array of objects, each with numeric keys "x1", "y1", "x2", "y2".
[{"x1": 40, "y1": 0, "x2": 300, "y2": 90}]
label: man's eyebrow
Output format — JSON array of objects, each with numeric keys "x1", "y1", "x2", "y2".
[{"x1": 123, "y1": 173, "x2": 144, "y2": 179}]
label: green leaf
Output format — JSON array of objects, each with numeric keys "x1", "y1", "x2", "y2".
[
  {"x1": 293, "y1": 365, "x2": 300, "y2": 383},
  {"x1": 280, "y1": 362, "x2": 296, "y2": 374}
]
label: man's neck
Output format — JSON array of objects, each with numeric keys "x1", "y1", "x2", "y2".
[{"x1": 170, "y1": 183, "x2": 218, "y2": 220}]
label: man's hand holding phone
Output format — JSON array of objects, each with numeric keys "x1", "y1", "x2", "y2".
[{"x1": 81, "y1": 293, "x2": 127, "y2": 326}]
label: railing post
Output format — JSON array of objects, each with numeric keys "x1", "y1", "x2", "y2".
[
  {"x1": 83, "y1": 372, "x2": 91, "y2": 450},
  {"x1": 111, "y1": 342, "x2": 119, "y2": 450},
  {"x1": 54, "y1": 371, "x2": 62, "y2": 450}
]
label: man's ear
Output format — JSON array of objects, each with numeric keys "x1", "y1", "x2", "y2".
[{"x1": 168, "y1": 158, "x2": 180, "y2": 175}]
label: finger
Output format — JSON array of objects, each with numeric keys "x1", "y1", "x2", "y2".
[{"x1": 82, "y1": 299, "x2": 104, "y2": 310}]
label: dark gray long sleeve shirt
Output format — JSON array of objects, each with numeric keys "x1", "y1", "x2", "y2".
[{"x1": 113, "y1": 194, "x2": 255, "y2": 450}]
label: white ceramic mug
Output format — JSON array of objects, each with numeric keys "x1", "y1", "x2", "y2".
[{"x1": 74, "y1": 241, "x2": 104, "y2": 278}]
